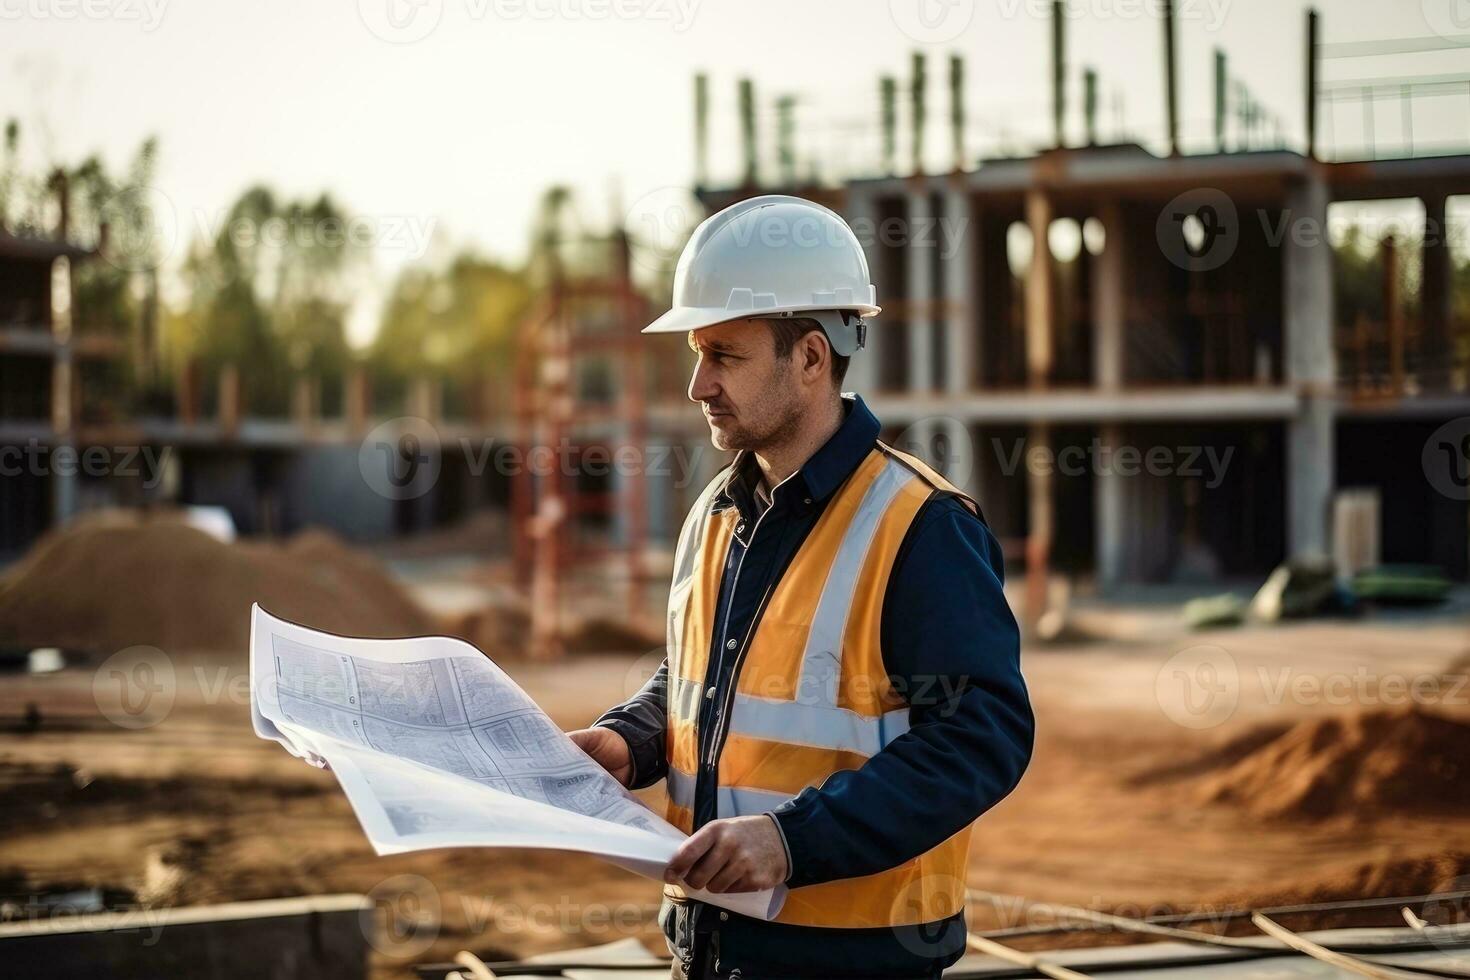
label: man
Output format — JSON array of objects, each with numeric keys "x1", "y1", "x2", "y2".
[{"x1": 569, "y1": 195, "x2": 1032, "y2": 979}]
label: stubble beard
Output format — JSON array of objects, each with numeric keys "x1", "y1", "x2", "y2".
[{"x1": 709, "y1": 390, "x2": 803, "y2": 456}]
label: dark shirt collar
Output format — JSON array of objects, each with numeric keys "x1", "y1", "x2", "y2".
[{"x1": 716, "y1": 394, "x2": 882, "y2": 520}]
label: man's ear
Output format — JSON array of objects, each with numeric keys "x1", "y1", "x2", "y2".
[{"x1": 798, "y1": 330, "x2": 830, "y2": 384}]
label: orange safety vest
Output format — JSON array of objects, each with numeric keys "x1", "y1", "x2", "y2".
[{"x1": 664, "y1": 442, "x2": 978, "y2": 929}]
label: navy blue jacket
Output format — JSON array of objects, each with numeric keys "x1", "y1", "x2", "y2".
[{"x1": 595, "y1": 395, "x2": 1033, "y2": 978}]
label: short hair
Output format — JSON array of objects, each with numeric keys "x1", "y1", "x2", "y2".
[{"x1": 764, "y1": 317, "x2": 850, "y2": 386}]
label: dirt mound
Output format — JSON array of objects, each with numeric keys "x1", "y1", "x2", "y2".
[
  {"x1": 439, "y1": 606, "x2": 661, "y2": 659},
  {"x1": 1196, "y1": 707, "x2": 1470, "y2": 820},
  {"x1": 1211, "y1": 851, "x2": 1470, "y2": 910},
  {"x1": 564, "y1": 615, "x2": 663, "y2": 654},
  {"x1": 0, "y1": 511, "x2": 435, "y2": 655}
]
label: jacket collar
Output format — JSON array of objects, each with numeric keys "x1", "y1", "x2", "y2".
[{"x1": 716, "y1": 394, "x2": 881, "y2": 519}]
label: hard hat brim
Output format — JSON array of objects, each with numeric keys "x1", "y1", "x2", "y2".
[{"x1": 642, "y1": 302, "x2": 881, "y2": 337}]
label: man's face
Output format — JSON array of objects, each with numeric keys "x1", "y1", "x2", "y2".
[{"x1": 686, "y1": 319, "x2": 803, "y2": 453}]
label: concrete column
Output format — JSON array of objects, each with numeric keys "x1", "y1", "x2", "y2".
[
  {"x1": 1023, "y1": 189, "x2": 1055, "y2": 624},
  {"x1": 844, "y1": 188, "x2": 881, "y2": 395},
  {"x1": 944, "y1": 184, "x2": 976, "y2": 393},
  {"x1": 907, "y1": 187, "x2": 935, "y2": 392},
  {"x1": 1283, "y1": 173, "x2": 1335, "y2": 561},
  {"x1": 291, "y1": 376, "x2": 318, "y2": 429},
  {"x1": 345, "y1": 366, "x2": 370, "y2": 435},
  {"x1": 1092, "y1": 202, "x2": 1125, "y2": 390},
  {"x1": 1422, "y1": 194, "x2": 1452, "y2": 384},
  {"x1": 1092, "y1": 204, "x2": 1127, "y2": 588},
  {"x1": 49, "y1": 256, "x2": 76, "y2": 524},
  {"x1": 1095, "y1": 421, "x2": 1126, "y2": 588},
  {"x1": 1025, "y1": 421, "x2": 1053, "y2": 626},
  {"x1": 1025, "y1": 189, "x2": 1055, "y2": 387},
  {"x1": 218, "y1": 363, "x2": 240, "y2": 437}
]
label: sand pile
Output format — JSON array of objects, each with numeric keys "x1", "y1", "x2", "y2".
[
  {"x1": 1196, "y1": 706, "x2": 1470, "y2": 820},
  {"x1": 0, "y1": 511, "x2": 435, "y2": 655}
]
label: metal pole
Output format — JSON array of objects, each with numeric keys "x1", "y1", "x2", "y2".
[
  {"x1": 1163, "y1": 0, "x2": 1179, "y2": 155},
  {"x1": 1083, "y1": 68, "x2": 1098, "y2": 146},
  {"x1": 949, "y1": 54, "x2": 966, "y2": 171},
  {"x1": 738, "y1": 78, "x2": 757, "y2": 187},
  {"x1": 1214, "y1": 48, "x2": 1228, "y2": 152},
  {"x1": 1306, "y1": 9, "x2": 1319, "y2": 158},
  {"x1": 911, "y1": 52, "x2": 927, "y2": 175},
  {"x1": 776, "y1": 94, "x2": 797, "y2": 185},
  {"x1": 693, "y1": 73, "x2": 708, "y2": 189},
  {"x1": 1052, "y1": 0, "x2": 1066, "y2": 147},
  {"x1": 880, "y1": 75, "x2": 898, "y2": 176}
]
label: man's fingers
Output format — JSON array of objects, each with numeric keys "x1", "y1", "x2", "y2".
[
  {"x1": 666, "y1": 827, "x2": 716, "y2": 882},
  {"x1": 704, "y1": 860, "x2": 748, "y2": 894},
  {"x1": 681, "y1": 837, "x2": 735, "y2": 891}
]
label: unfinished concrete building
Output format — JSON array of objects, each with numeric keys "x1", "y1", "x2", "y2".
[
  {"x1": 695, "y1": 9, "x2": 1470, "y2": 596},
  {"x1": 836, "y1": 148, "x2": 1470, "y2": 593}
]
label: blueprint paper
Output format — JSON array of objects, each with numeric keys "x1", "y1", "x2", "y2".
[{"x1": 249, "y1": 604, "x2": 784, "y2": 921}]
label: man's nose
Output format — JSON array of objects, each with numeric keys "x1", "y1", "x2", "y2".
[{"x1": 688, "y1": 357, "x2": 718, "y2": 404}]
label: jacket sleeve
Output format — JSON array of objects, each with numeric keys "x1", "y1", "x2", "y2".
[
  {"x1": 769, "y1": 497, "x2": 1034, "y2": 888},
  {"x1": 593, "y1": 661, "x2": 670, "y2": 790}
]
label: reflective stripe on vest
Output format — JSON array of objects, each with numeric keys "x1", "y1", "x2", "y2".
[{"x1": 663, "y1": 444, "x2": 978, "y2": 929}]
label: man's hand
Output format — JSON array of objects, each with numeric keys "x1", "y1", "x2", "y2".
[
  {"x1": 568, "y1": 727, "x2": 633, "y2": 787},
  {"x1": 665, "y1": 815, "x2": 789, "y2": 894}
]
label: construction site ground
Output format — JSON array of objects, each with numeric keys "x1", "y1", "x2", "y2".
[{"x1": 2, "y1": 568, "x2": 1468, "y2": 978}]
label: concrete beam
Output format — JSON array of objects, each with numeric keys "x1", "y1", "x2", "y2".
[{"x1": 868, "y1": 385, "x2": 1300, "y2": 425}]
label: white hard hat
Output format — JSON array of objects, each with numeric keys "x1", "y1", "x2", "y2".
[{"x1": 642, "y1": 194, "x2": 879, "y2": 356}]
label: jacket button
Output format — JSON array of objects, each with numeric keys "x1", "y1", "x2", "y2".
[
  {"x1": 735, "y1": 523, "x2": 746, "y2": 534},
  {"x1": 725, "y1": 638, "x2": 737, "y2": 650},
  {"x1": 704, "y1": 688, "x2": 715, "y2": 700},
  {"x1": 719, "y1": 911, "x2": 729, "y2": 921}
]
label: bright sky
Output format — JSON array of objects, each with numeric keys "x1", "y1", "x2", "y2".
[{"x1": 3, "y1": 0, "x2": 1464, "y2": 343}]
